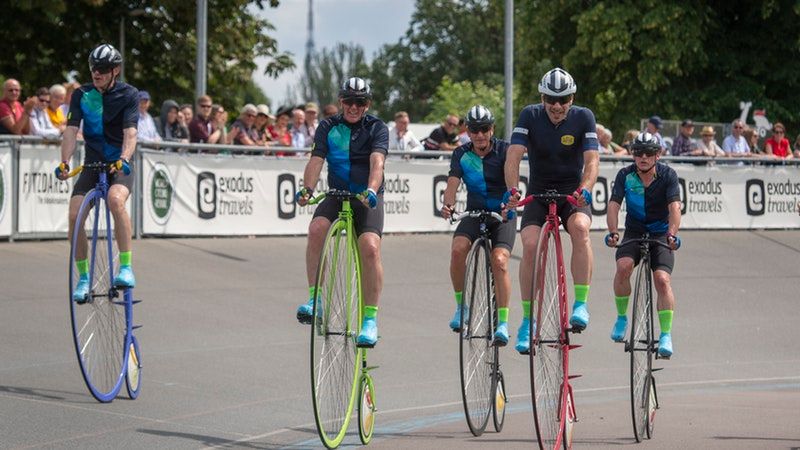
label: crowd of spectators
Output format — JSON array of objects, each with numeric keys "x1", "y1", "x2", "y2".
[{"x1": 2, "y1": 77, "x2": 799, "y2": 161}]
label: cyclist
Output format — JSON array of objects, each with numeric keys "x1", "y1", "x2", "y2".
[
  {"x1": 56, "y1": 44, "x2": 139, "y2": 300},
  {"x1": 504, "y1": 67, "x2": 599, "y2": 353},
  {"x1": 295, "y1": 77, "x2": 389, "y2": 348},
  {"x1": 604, "y1": 132, "x2": 681, "y2": 357},
  {"x1": 440, "y1": 105, "x2": 516, "y2": 345}
]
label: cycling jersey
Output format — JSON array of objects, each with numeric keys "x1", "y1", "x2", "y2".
[
  {"x1": 610, "y1": 162, "x2": 680, "y2": 234},
  {"x1": 66, "y1": 82, "x2": 139, "y2": 163},
  {"x1": 311, "y1": 113, "x2": 389, "y2": 193},
  {"x1": 510, "y1": 104, "x2": 598, "y2": 192},
  {"x1": 448, "y1": 138, "x2": 509, "y2": 212}
]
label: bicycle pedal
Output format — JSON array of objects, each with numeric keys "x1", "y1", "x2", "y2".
[
  {"x1": 356, "y1": 342, "x2": 376, "y2": 349},
  {"x1": 132, "y1": 299, "x2": 142, "y2": 304},
  {"x1": 652, "y1": 367, "x2": 664, "y2": 372},
  {"x1": 365, "y1": 365, "x2": 379, "y2": 371},
  {"x1": 493, "y1": 340, "x2": 508, "y2": 347},
  {"x1": 568, "y1": 374, "x2": 582, "y2": 380},
  {"x1": 569, "y1": 325, "x2": 585, "y2": 333},
  {"x1": 132, "y1": 325, "x2": 143, "y2": 330},
  {"x1": 568, "y1": 344, "x2": 582, "y2": 350}
]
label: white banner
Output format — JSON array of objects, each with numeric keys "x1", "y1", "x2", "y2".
[
  {"x1": 17, "y1": 143, "x2": 74, "y2": 234},
  {"x1": 141, "y1": 150, "x2": 799, "y2": 236},
  {"x1": 0, "y1": 144, "x2": 12, "y2": 237}
]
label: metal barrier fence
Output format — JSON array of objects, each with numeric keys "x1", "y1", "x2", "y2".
[{"x1": 1, "y1": 136, "x2": 798, "y2": 241}]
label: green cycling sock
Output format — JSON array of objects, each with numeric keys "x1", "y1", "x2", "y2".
[
  {"x1": 521, "y1": 300, "x2": 531, "y2": 319},
  {"x1": 364, "y1": 305, "x2": 378, "y2": 319},
  {"x1": 498, "y1": 307, "x2": 509, "y2": 323},
  {"x1": 658, "y1": 310, "x2": 673, "y2": 334},
  {"x1": 308, "y1": 286, "x2": 316, "y2": 300},
  {"x1": 76, "y1": 259, "x2": 89, "y2": 276},
  {"x1": 119, "y1": 251, "x2": 132, "y2": 267},
  {"x1": 574, "y1": 284, "x2": 589, "y2": 304},
  {"x1": 615, "y1": 295, "x2": 629, "y2": 317},
  {"x1": 454, "y1": 291, "x2": 463, "y2": 305}
]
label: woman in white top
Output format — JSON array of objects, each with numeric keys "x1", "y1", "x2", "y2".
[{"x1": 696, "y1": 126, "x2": 725, "y2": 157}]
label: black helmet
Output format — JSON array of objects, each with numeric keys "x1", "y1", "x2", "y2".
[
  {"x1": 465, "y1": 105, "x2": 495, "y2": 127},
  {"x1": 631, "y1": 132, "x2": 661, "y2": 152},
  {"x1": 88, "y1": 44, "x2": 123, "y2": 71},
  {"x1": 339, "y1": 77, "x2": 372, "y2": 100}
]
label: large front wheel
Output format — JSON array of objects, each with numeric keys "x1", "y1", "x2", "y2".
[
  {"x1": 69, "y1": 190, "x2": 128, "y2": 403},
  {"x1": 310, "y1": 219, "x2": 361, "y2": 449},
  {"x1": 629, "y1": 262, "x2": 654, "y2": 442},
  {"x1": 530, "y1": 226, "x2": 568, "y2": 449},
  {"x1": 459, "y1": 238, "x2": 493, "y2": 437}
]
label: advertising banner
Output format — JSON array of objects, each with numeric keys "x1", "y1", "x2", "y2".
[
  {"x1": 0, "y1": 144, "x2": 11, "y2": 237},
  {"x1": 16, "y1": 143, "x2": 74, "y2": 234},
  {"x1": 141, "y1": 149, "x2": 799, "y2": 236}
]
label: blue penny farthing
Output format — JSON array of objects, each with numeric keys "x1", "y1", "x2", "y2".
[{"x1": 68, "y1": 163, "x2": 137, "y2": 402}]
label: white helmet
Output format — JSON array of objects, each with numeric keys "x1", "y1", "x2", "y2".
[{"x1": 538, "y1": 67, "x2": 576, "y2": 96}]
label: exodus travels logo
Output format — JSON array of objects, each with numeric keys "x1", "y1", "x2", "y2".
[
  {"x1": 590, "y1": 176, "x2": 609, "y2": 215},
  {"x1": 746, "y1": 178, "x2": 800, "y2": 216},
  {"x1": 679, "y1": 177, "x2": 723, "y2": 215},
  {"x1": 276, "y1": 173, "x2": 326, "y2": 220},
  {"x1": 433, "y1": 175, "x2": 528, "y2": 217},
  {"x1": 384, "y1": 174, "x2": 411, "y2": 215},
  {"x1": 148, "y1": 163, "x2": 173, "y2": 225},
  {"x1": 197, "y1": 171, "x2": 256, "y2": 220}
]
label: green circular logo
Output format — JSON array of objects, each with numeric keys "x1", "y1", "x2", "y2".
[{"x1": 149, "y1": 164, "x2": 173, "y2": 225}]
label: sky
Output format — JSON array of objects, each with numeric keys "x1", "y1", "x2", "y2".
[{"x1": 253, "y1": 0, "x2": 416, "y2": 108}]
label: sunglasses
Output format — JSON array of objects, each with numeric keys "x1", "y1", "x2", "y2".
[
  {"x1": 468, "y1": 124, "x2": 492, "y2": 134},
  {"x1": 733, "y1": 125, "x2": 744, "y2": 129},
  {"x1": 543, "y1": 94, "x2": 572, "y2": 106},
  {"x1": 632, "y1": 149, "x2": 659, "y2": 157},
  {"x1": 774, "y1": 130, "x2": 785, "y2": 134},
  {"x1": 90, "y1": 65, "x2": 113, "y2": 75},
  {"x1": 199, "y1": 104, "x2": 212, "y2": 108},
  {"x1": 342, "y1": 98, "x2": 368, "y2": 107}
]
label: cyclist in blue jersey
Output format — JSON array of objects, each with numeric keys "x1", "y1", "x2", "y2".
[
  {"x1": 56, "y1": 44, "x2": 139, "y2": 300},
  {"x1": 295, "y1": 77, "x2": 389, "y2": 347},
  {"x1": 605, "y1": 132, "x2": 681, "y2": 357},
  {"x1": 504, "y1": 68, "x2": 599, "y2": 353},
  {"x1": 441, "y1": 105, "x2": 516, "y2": 345}
]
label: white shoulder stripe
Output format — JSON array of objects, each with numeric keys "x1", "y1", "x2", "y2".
[
  {"x1": 585, "y1": 132, "x2": 597, "y2": 139},
  {"x1": 513, "y1": 127, "x2": 529, "y2": 135}
]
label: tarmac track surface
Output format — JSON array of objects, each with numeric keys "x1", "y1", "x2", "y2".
[{"x1": 1, "y1": 230, "x2": 799, "y2": 449}]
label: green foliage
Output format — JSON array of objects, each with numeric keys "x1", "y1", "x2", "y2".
[
  {"x1": 423, "y1": 77, "x2": 508, "y2": 137},
  {"x1": 300, "y1": 42, "x2": 370, "y2": 108},
  {"x1": 0, "y1": 0, "x2": 292, "y2": 114}
]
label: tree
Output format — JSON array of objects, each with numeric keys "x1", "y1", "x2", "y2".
[
  {"x1": 0, "y1": 0, "x2": 293, "y2": 114},
  {"x1": 299, "y1": 42, "x2": 370, "y2": 108},
  {"x1": 424, "y1": 77, "x2": 508, "y2": 138}
]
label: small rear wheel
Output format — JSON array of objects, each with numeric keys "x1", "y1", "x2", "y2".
[
  {"x1": 492, "y1": 368, "x2": 507, "y2": 432},
  {"x1": 125, "y1": 332, "x2": 141, "y2": 399},
  {"x1": 358, "y1": 373, "x2": 376, "y2": 445}
]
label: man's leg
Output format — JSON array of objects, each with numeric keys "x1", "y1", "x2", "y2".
[
  {"x1": 610, "y1": 257, "x2": 635, "y2": 341},
  {"x1": 490, "y1": 247, "x2": 511, "y2": 345},
  {"x1": 108, "y1": 184, "x2": 134, "y2": 287},
  {"x1": 449, "y1": 236, "x2": 472, "y2": 331},
  {"x1": 566, "y1": 212, "x2": 592, "y2": 330},
  {"x1": 653, "y1": 269, "x2": 675, "y2": 356},
  {"x1": 69, "y1": 195, "x2": 91, "y2": 301},
  {"x1": 297, "y1": 216, "x2": 332, "y2": 323},
  {"x1": 516, "y1": 225, "x2": 540, "y2": 353},
  {"x1": 357, "y1": 232, "x2": 382, "y2": 346}
]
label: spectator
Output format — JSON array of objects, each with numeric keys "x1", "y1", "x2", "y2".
[
  {"x1": 229, "y1": 104, "x2": 260, "y2": 146},
  {"x1": 671, "y1": 119, "x2": 697, "y2": 156},
  {"x1": 696, "y1": 126, "x2": 725, "y2": 157},
  {"x1": 29, "y1": 87, "x2": 60, "y2": 139},
  {"x1": 0, "y1": 78, "x2": 36, "y2": 135},
  {"x1": 254, "y1": 104, "x2": 274, "y2": 145},
  {"x1": 742, "y1": 127, "x2": 762, "y2": 155},
  {"x1": 456, "y1": 118, "x2": 470, "y2": 145},
  {"x1": 156, "y1": 99, "x2": 189, "y2": 142},
  {"x1": 388, "y1": 111, "x2": 422, "y2": 151},
  {"x1": 210, "y1": 104, "x2": 228, "y2": 145},
  {"x1": 645, "y1": 115, "x2": 667, "y2": 153},
  {"x1": 136, "y1": 91, "x2": 161, "y2": 142},
  {"x1": 620, "y1": 129, "x2": 639, "y2": 154},
  {"x1": 290, "y1": 108, "x2": 308, "y2": 148},
  {"x1": 180, "y1": 103, "x2": 194, "y2": 125},
  {"x1": 269, "y1": 110, "x2": 291, "y2": 147},
  {"x1": 61, "y1": 81, "x2": 80, "y2": 117},
  {"x1": 422, "y1": 114, "x2": 460, "y2": 151},
  {"x1": 765, "y1": 122, "x2": 793, "y2": 159},
  {"x1": 188, "y1": 95, "x2": 223, "y2": 144},
  {"x1": 794, "y1": 133, "x2": 800, "y2": 158},
  {"x1": 596, "y1": 124, "x2": 626, "y2": 155},
  {"x1": 722, "y1": 119, "x2": 751, "y2": 157},
  {"x1": 322, "y1": 103, "x2": 338, "y2": 118},
  {"x1": 303, "y1": 102, "x2": 319, "y2": 142},
  {"x1": 47, "y1": 84, "x2": 67, "y2": 132}
]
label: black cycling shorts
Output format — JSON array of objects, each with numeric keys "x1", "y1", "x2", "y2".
[
  {"x1": 71, "y1": 163, "x2": 135, "y2": 197},
  {"x1": 454, "y1": 216, "x2": 516, "y2": 251},
  {"x1": 312, "y1": 196, "x2": 384, "y2": 237},
  {"x1": 520, "y1": 197, "x2": 591, "y2": 232},
  {"x1": 615, "y1": 231, "x2": 675, "y2": 274}
]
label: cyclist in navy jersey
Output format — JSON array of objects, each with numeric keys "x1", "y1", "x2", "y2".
[
  {"x1": 605, "y1": 132, "x2": 681, "y2": 357},
  {"x1": 504, "y1": 68, "x2": 599, "y2": 353},
  {"x1": 56, "y1": 44, "x2": 139, "y2": 300},
  {"x1": 441, "y1": 105, "x2": 516, "y2": 345},
  {"x1": 295, "y1": 77, "x2": 389, "y2": 348}
]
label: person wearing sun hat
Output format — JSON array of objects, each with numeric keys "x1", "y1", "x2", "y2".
[{"x1": 697, "y1": 126, "x2": 725, "y2": 157}]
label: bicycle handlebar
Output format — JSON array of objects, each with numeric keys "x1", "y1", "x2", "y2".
[
  {"x1": 610, "y1": 237, "x2": 675, "y2": 251},
  {"x1": 63, "y1": 161, "x2": 119, "y2": 179},
  {"x1": 307, "y1": 189, "x2": 363, "y2": 205},
  {"x1": 449, "y1": 210, "x2": 505, "y2": 224},
  {"x1": 516, "y1": 191, "x2": 578, "y2": 208}
]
